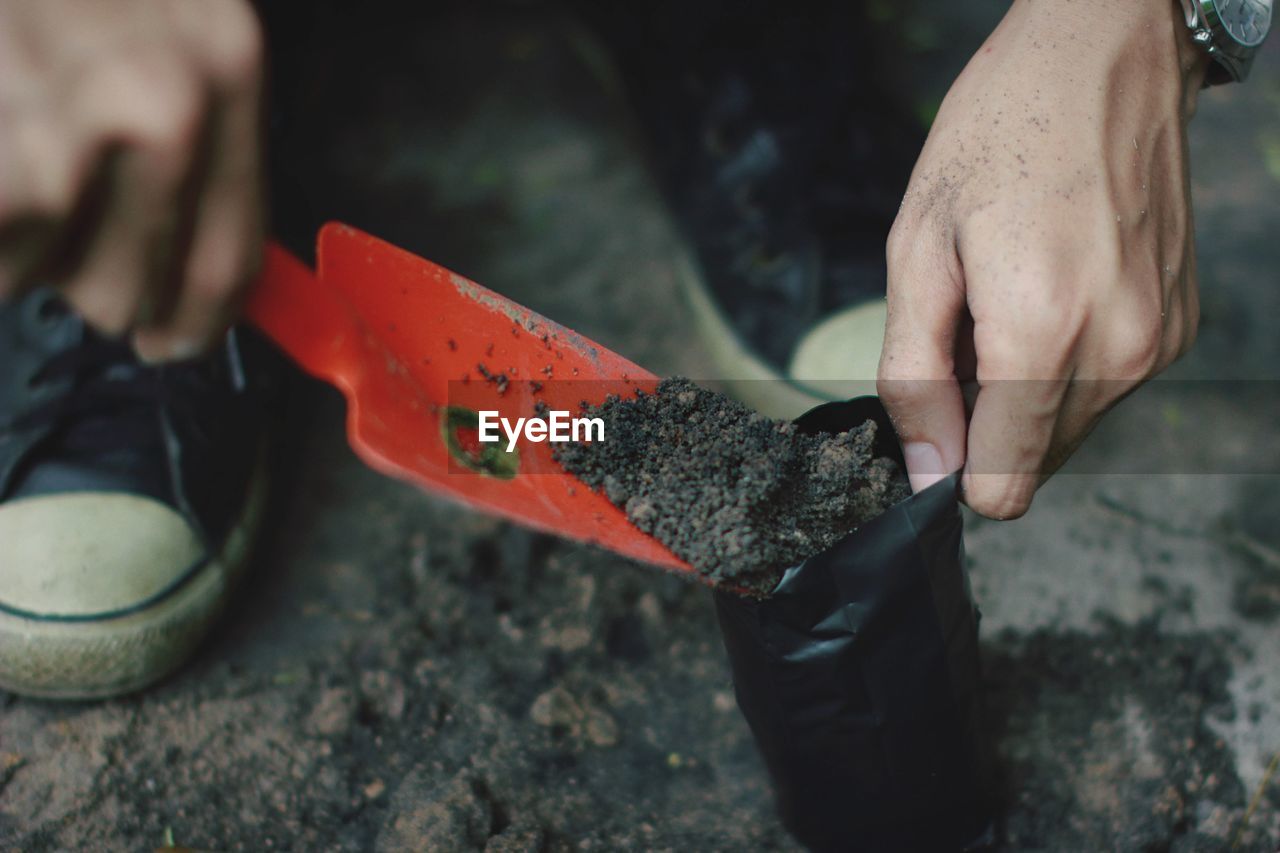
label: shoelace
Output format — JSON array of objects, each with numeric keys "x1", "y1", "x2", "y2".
[{"x1": 5, "y1": 313, "x2": 164, "y2": 453}]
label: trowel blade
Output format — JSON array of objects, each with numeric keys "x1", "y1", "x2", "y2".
[{"x1": 246, "y1": 222, "x2": 691, "y2": 575}]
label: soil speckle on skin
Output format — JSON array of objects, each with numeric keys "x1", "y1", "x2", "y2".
[{"x1": 553, "y1": 378, "x2": 909, "y2": 596}]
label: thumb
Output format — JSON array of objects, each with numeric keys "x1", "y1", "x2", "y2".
[{"x1": 877, "y1": 229, "x2": 968, "y2": 493}]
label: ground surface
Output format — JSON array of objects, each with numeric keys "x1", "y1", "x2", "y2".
[{"x1": 3, "y1": 3, "x2": 1279, "y2": 850}]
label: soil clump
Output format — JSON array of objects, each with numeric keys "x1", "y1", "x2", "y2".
[{"x1": 554, "y1": 377, "x2": 910, "y2": 596}]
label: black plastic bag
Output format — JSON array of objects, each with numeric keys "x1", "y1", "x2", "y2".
[{"x1": 714, "y1": 397, "x2": 993, "y2": 852}]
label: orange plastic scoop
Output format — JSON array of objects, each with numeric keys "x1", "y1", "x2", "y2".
[{"x1": 246, "y1": 222, "x2": 691, "y2": 576}]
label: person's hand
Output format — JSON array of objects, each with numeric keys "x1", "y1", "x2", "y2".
[
  {"x1": 0, "y1": 0, "x2": 265, "y2": 361},
  {"x1": 878, "y1": 0, "x2": 1211, "y2": 519}
]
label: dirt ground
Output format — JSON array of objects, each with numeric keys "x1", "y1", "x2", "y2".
[{"x1": 3, "y1": 3, "x2": 1280, "y2": 850}]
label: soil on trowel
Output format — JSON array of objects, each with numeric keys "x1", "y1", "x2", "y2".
[{"x1": 553, "y1": 377, "x2": 910, "y2": 597}]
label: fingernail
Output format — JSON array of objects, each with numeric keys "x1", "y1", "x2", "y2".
[
  {"x1": 168, "y1": 339, "x2": 201, "y2": 361},
  {"x1": 133, "y1": 338, "x2": 165, "y2": 365},
  {"x1": 133, "y1": 336, "x2": 200, "y2": 365},
  {"x1": 903, "y1": 441, "x2": 946, "y2": 494}
]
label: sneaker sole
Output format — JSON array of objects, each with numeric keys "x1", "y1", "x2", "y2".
[{"x1": 0, "y1": 450, "x2": 269, "y2": 701}]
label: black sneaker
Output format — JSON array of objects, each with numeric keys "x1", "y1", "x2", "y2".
[
  {"x1": 0, "y1": 290, "x2": 274, "y2": 699},
  {"x1": 576, "y1": 0, "x2": 924, "y2": 416}
]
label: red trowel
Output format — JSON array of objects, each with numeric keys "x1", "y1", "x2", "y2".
[{"x1": 246, "y1": 222, "x2": 692, "y2": 577}]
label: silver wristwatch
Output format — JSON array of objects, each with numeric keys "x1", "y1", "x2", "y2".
[{"x1": 1180, "y1": 0, "x2": 1273, "y2": 83}]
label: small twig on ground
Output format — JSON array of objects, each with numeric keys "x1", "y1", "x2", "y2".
[
  {"x1": 1232, "y1": 749, "x2": 1280, "y2": 849},
  {"x1": 1226, "y1": 532, "x2": 1280, "y2": 574}
]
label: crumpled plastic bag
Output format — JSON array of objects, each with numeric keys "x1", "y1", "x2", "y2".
[{"x1": 714, "y1": 396, "x2": 993, "y2": 852}]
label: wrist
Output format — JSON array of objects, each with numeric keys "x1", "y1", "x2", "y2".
[
  {"x1": 1004, "y1": 0, "x2": 1209, "y2": 118},
  {"x1": 1169, "y1": 1, "x2": 1213, "y2": 95}
]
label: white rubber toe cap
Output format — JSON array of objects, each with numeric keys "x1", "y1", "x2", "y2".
[
  {"x1": 0, "y1": 472, "x2": 264, "y2": 700},
  {"x1": 786, "y1": 299, "x2": 886, "y2": 403},
  {"x1": 0, "y1": 493, "x2": 204, "y2": 619},
  {"x1": 676, "y1": 249, "x2": 888, "y2": 417}
]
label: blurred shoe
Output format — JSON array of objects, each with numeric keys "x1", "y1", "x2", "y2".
[
  {"x1": 0, "y1": 290, "x2": 273, "y2": 699},
  {"x1": 576, "y1": 1, "x2": 924, "y2": 417}
]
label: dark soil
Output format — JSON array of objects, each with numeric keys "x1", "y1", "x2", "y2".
[
  {"x1": 553, "y1": 378, "x2": 909, "y2": 596},
  {"x1": 984, "y1": 620, "x2": 1257, "y2": 851}
]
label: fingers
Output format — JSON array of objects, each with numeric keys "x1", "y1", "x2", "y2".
[
  {"x1": 878, "y1": 216, "x2": 969, "y2": 494},
  {"x1": 0, "y1": 97, "x2": 81, "y2": 295},
  {"x1": 59, "y1": 50, "x2": 206, "y2": 334},
  {"x1": 134, "y1": 2, "x2": 265, "y2": 361},
  {"x1": 956, "y1": 242, "x2": 1077, "y2": 519},
  {"x1": 962, "y1": 375, "x2": 1068, "y2": 520},
  {"x1": 1041, "y1": 380, "x2": 1119, "y2": 480},
  {"x1": 0, "y1": 0, "x2": 265, "y2": 361},
  {"x1": 1034, "y1": 265, "x2": 1196, "y2": 485}
]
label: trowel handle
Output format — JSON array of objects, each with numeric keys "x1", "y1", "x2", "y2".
[{"x1": 245, "y1": 240, "x2": 359, "y2": 388}]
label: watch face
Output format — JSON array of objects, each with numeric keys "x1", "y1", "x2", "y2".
[{"x1": 1213, "y1": 0, "x2": 1273, "y2": 47}]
